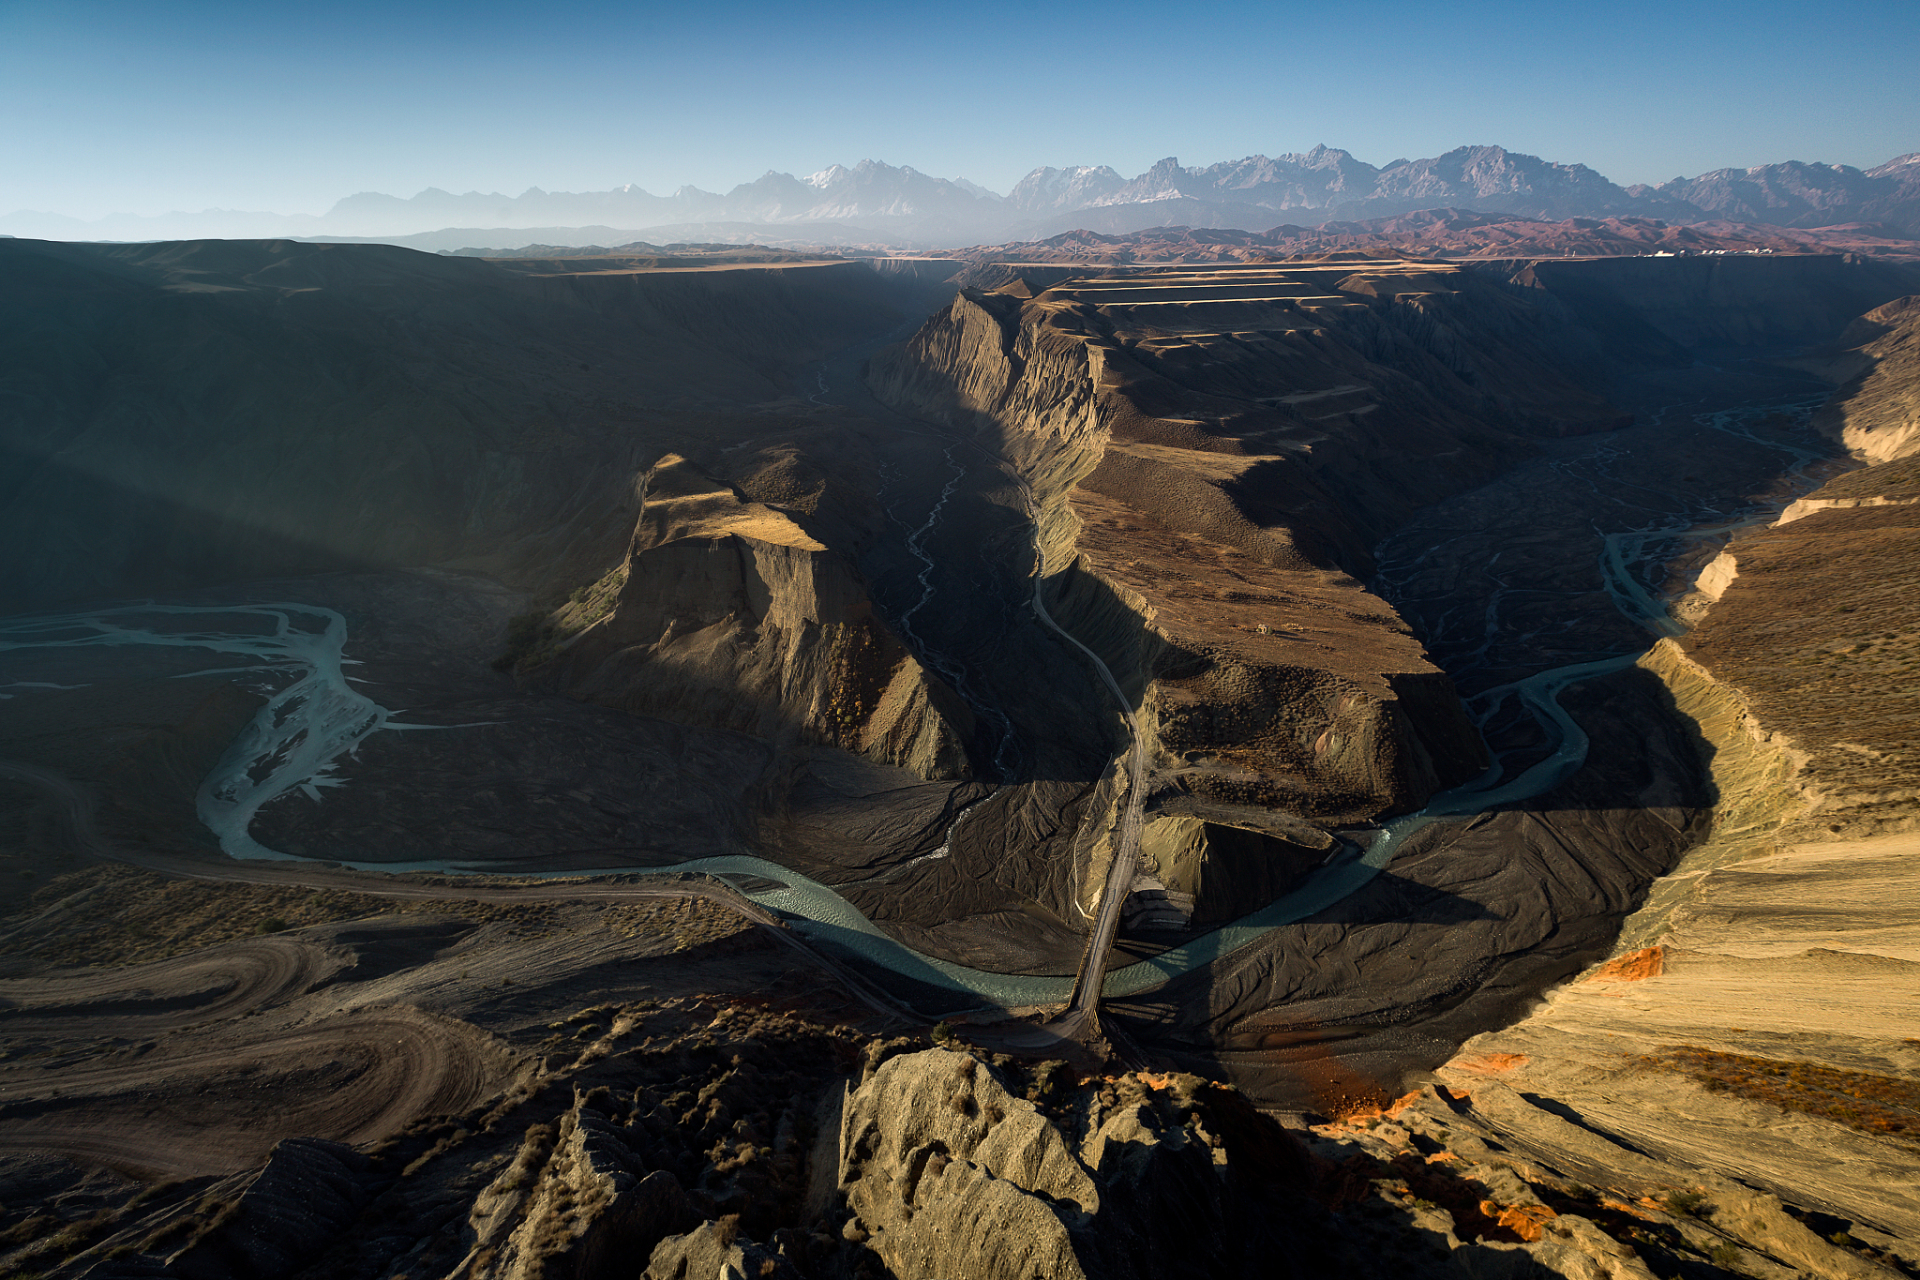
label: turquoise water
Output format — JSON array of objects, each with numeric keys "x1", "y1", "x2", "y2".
[{"x1": 0, "y1": 595, "x2": 1637, "y2": 1008}]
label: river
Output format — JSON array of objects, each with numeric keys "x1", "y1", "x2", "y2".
[{"x1": 0, "y1": 399, "x2": 1828, "y2": 1011}]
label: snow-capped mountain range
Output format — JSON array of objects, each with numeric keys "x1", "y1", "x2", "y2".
[{"x1": 5, "y1": 146, "x2": 1918, "y2": 249}]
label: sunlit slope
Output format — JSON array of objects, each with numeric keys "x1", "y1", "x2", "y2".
[
  {"x1": 510, "y1": 454, "x2": 980, "y2": 782},
  {"x1": 1411, "y1": 290, "x2": 1920, "y2": 1249}
]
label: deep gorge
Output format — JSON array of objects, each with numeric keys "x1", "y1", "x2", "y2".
[{"x1": 3, "y1": 237, "x2": 1918, "y2": 1280}]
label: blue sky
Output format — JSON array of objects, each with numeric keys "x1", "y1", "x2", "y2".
[{"x1": 2, "y1": 0, "x2": 1915, "y2": 217}]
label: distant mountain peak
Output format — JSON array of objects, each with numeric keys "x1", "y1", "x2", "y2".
[
  {"x1": 950, "y1": 177, "x2": 1004, "y2": 201},
  {"x1": 15, "y1": 144, "x2": 1920, "y2": 250}
]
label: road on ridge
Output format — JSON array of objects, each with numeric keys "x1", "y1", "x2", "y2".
[
  {"x1": 805, "y1": 335, "x2": 1152, "y2": 1036},
  {"x1": 1012, "y1": 487, "x2": 1149, "y2": 1037}
]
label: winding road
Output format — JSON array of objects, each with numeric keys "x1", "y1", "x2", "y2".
[
  {"x1": 0, "y1": 1000, "x2": 514, "y2": 1176},
  {"x1": 1011, "y1": 485, "x2": 1151, "y2": 1035}
]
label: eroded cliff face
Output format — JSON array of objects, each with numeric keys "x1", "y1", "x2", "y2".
[
  {"x1": 827, "y1": 1047, "x2": 1320, "y2": 1280},
  {"x1": 518, "y1": 455, "x2": 975, "y2": 782},
  {"x1": 452, "y1": 1028, "x2": 1907, "y2": 1280},
  {"x1": 1672, "y1": 299, "x2": 1920, "y2": 839},
  {"x1": 869, "y1": 262, "x2": 1626, "y2": 876},
  {"x1": 1402, "y1": 295, "x2": 1920, "y2": 1266},
  {"x1": 1809, "y1": 294, "x2": 1920, "y2": 464}
]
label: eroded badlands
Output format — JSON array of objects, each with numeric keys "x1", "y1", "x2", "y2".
[{"x1": 1, "y1": 238, "x2": 1918, "y2": 1279}]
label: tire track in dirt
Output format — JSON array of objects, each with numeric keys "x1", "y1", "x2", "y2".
[
  {"x1": 0, "y1": 758, "x2": 919, "y2": 1023},
  {"x1": 0, "y1": 937, "x2": 341, "y2": 1033},
  {"x1": 0, "y1": 1007, "x2": 516, "y2": 1175}
]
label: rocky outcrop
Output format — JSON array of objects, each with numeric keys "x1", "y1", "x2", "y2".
[
  {"x1": 1777, "y1": 492, "x2": 1920, "y2": 523},
  {"x1": 431, "y1": 1002, "x2": 866, "y2": 1280},
  {"x1": 642, "y1": 1221, "x2": 798, "y2": 1280},
  {"x1": 837, "y1": 1050, "x2": 1099, "y2": 1279},
  {"x1": 454, "y1": 1104, "x2": 700, "y2": 1280},
  {"x1": 521, "y1": 455, "x2": 975, "y2": 781},
  {"x1": 35, "y1": 989, "x2": 1915, "y2": 1280},
  {"x1": 651, "y1": 1041, "x2": 1911, "y2": 1280},
  {"x1": 1692, "y1": 548, "x2": 1740, "y2": 601},
  {"x1": 823, "y1": 1046, "x2": 1333, "y2": 1280}
]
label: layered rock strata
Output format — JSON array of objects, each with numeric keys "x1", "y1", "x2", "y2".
[
  {"x1": 870, "y1": 260, "x2": 1635, "y2": 913},
  {"x1": 517, "y1": 455, "x2": 975, "y2": 782},
  {"x1": 1404, "y1": 295, "x2": 1920, "y2": 1264},
  {"x1": 12, "y1": 944, "x2": 1910, "y2": 1280},
  {"x1": 1811, "y1": 293, "x2": 1920, "y2": 463}
]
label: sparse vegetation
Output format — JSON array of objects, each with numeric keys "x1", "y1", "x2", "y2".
[
  {"x1": 0, "y1": 1217, "x2": 56, "y2": 1249},
  {"x1": 1644, "y1": 1047, "x2": 1920, "y2": 1144},
  {"x1": 1708, "y1": 1241, "x2": 1744, "y2": 1270},
  {"x1": 599, "y1": 897, "x2": 754, "y2": 951},
  {"x1": 492, "y1": 566, "x2": 627, "y2": 672},
  {"x1": 1662, "y1": 1189, "x2": 1709, "y2": 1218},
  {"x1": 1025, "y1": 1058, "x2": 1072, "y2": 1104},
  {"x1": 0, "y1": 1207, "x2": 122, "y2": 1270},
  {"x1": 821, "y1": 619, "x2": 891, "y2": 747},
  {"x1": 492, "y1": 608, "x2": 551, "y2": 671}
]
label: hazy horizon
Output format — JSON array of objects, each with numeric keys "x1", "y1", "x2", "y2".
[
  {"x1": 4, "y1": 0, "x2": 1917, "y2": 223},
  {"x1": 12, "y1": 142, "x2": 1920, "y2": 229}
]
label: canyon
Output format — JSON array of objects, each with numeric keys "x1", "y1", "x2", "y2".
[{"x1": 1, "y1": 233, "x2": 1918, "y2": 1279}]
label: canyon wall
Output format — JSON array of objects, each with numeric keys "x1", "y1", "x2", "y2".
[
  {"x1": 1811, "y1": 294, "x2": 1920, "y2": 464},
  {"x1": 1678, "y1": 291, "x2": 1920, "y2": 840},
  {"x1": 1484, "y1": 252, "x2": 1919, "y2": 364},
  {"x1": 1401, "y1": 290, "x2": 1920, "y2": 1260},
  {"x1": 869, "y1": 262, "x2": 1643, "y2": 912}
]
